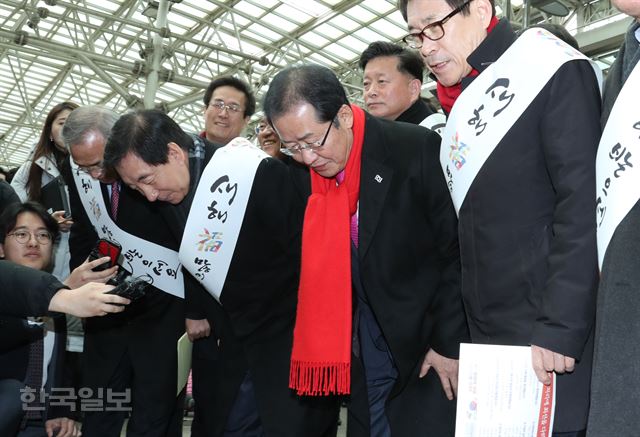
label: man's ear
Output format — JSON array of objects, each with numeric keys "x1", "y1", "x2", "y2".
[
  {"x1": 474, "y1": 0, "x2": 493, "y2": 28},
  {"x1": 0, "y1": 243, "x2": 5, "y2": 259},
  {"x1": 338, "y1": 104, "x2": 354, "y2": 129},
  {"x1": 409, "y1": 78, "x2": 422, "y2": 101},
  {"x1": 167, "y1": 142, "x2": 187, "y2": 164}
]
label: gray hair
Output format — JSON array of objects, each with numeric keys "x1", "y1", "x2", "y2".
[{"x1": 62, "y1": 106, "x2": 119, "y2": 149}]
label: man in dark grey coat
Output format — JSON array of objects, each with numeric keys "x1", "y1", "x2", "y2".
[{"x1": 588, "y1": 2, "x2": 640, "y2": 436}]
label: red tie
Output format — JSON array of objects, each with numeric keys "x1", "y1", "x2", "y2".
[
  {"x1": 111, "y1": 182, "x2": 120, "y2": 220},
  {"x1": 336, "y1": 171, "x2": 358, "y2": 247}
]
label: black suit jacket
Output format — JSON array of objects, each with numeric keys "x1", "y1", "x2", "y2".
[
  {"x1": 160, "y1": 140, "x2": 339, "y2": 437},
  {"x1": 0, "y1": 313, "x2": 70, "y2": 421},
  {"x1": 65, "y1": 165, "x2": 184, "y2": 395},
  {"x1": 291, "y1": 114, "x2": 467, "y2": 437}
]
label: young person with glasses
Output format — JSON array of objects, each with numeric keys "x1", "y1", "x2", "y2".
[{"x1": 0, "y1": 201, "x2": 117, "y2": 437}]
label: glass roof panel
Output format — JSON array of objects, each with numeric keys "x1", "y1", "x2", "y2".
[{"x1": 0, "y1": 0, "x2": 625, "y2": 168}]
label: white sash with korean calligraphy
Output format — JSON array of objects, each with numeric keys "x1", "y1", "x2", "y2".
[
  {"x1": 441, "y1": 28, "x2": 602, "y2": 215},
  {"x1": 71, "y1": 165, "x2": 184, "y2": 298},
  {"x1": 179, "y1": 138, "x2": 268, "y2": 304},
  {"x1": 595, "y1": 62, "x2": 640, "y2": 269}
]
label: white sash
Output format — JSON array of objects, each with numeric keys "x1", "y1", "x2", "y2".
[
  {"x1": 595, "y1": 62, "x2": 640, "y2": 269},
  {"x1": 420, "y1": 112, "x2": 447, "y2": 136},
  {"x1": 441, "y1": 28, "x2": 602, "y2": 215},
  {"x1": 178, "y1": 138, "x2": 268, "y2": 304},
  {"x1": 71, "y1": 165, "x2": 184, "y2": 298}
]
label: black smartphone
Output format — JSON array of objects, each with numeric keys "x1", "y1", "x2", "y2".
[
  {"x1": 88, "y1": 238, "x2": 122, "y2": 271},
  {"x1": 106, "y1": 276, "x2": 148, "y2": 302}
]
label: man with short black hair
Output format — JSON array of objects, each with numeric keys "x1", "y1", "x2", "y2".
[
  {"x1": 202, "y1": 76, "x2": 256, "y2": 145},
  {"x1": 104, "y1": 109, "x2": 340, "y2": 437},
  {"x1": 399, "y1": 1, "x2": 601, "y2": 436},
  {"x1": 359, "y1": 41, "x2": 436, "y2": 125},
  {"x1": 265, "y1": 64, "x2": 466, "y2": 437}
]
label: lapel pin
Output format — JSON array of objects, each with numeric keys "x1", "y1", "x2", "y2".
[{"x1": 374, "y1": 175, "x2": 383, "y2": 183}]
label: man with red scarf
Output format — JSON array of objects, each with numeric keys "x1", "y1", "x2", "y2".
[
  {"x1": 400, "y1": 1, "x2": 601, "y2": 436},
  {"x1": 264, "y1": 64, "x2": 467, "y2": 437}
]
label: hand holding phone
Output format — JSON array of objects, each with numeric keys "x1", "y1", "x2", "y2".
[{"x1": 88, "y1": 239, "x2": 122, "y2": 272}]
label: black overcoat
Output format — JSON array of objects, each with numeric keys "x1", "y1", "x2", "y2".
[
  {"x1": 160, "y1": 141, "x2": 340, "y2": 437},
  {"x1": 291, "y1": 113, "x2": 468, "y2": 437},
  {"x1": 66, "y1": 167, "x2": 185, "y2": 431},
  {"x1": 456, "y1": 19, "x2": 601, "y2": 432}
]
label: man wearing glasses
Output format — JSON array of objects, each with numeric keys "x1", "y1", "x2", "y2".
[
  {"x1": 61, "y1": 106, "x2": 186, "y2": 437},
  {"x1": 202, "y1": 76, "x2": 255, "y2": 146},
  {"x1": 255, "y1": 117, "x2": 284, "y2": 159},
  {"x1": 399, "y1": 1, "x2": 601, "y2": 436},
  {"x1": 265, "y1": 64, "x2": 467, "y2": 437}
]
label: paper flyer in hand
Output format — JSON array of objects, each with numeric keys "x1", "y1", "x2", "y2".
[{"x1": 455, "y1": 343, "x2": 555, "y2": 437}]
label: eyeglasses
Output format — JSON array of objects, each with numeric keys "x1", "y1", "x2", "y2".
[
  {"x1": 208, "y1": 100, "x2": 243, "y2": 114},
  {"x1": 77, "y1": 162, "x2": 105, "y2": 175},
  {"x1": 7, "y1": 230, "x2": 52, "y2": 245},
  {"x1": 279, "y1": 118, "x2": 334, "y2": 157},
  {"x1": 255, "y1": 123, "x2": 271, "y2": 135},
  {"x1": 402, "y1": 0, "x2": 472, "y2": 48}
]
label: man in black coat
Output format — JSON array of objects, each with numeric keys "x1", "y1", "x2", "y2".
[
  {"x1": 401, "y1": 1, "x2": 601, "y2": 435},
  {"x1": 103, "y1": 109, "x2": 340, "y2": 437},
  {"x1": 62, "y1": 106, "x2": 185, "y2": 437},
  {"x1": 588, "y1": 2, "x2": 640, "y2": 436},
  {"x1": 265, "y1": 64, "x2": 467, "y2": 437}
]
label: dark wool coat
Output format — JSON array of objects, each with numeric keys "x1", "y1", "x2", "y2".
[
  {"x1": 457, "y1": 19, "x2": 601, "y2": 432},
  {"x1": 588, "y1": 21, "x2": 640, "y2": 437},
  {"x1": 160, "y1": 141, "x2": 340, "y2": 437},
  {"x1": 290, "y1": 113, "x2": 468, "y2": 437}
]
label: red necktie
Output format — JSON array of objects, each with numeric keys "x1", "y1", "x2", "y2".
[{"x1": 111, "y1": 182, "x2": 120, "y2": 220}]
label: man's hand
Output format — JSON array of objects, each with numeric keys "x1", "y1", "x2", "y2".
[
  {"x1": 49, "y1": 283, "x2": 129, "y2": 317},
  {"x1": 63, "y1": 256, "x2": 118, "y2": 289},
  {"x1": 186, "y1": 318, "x2": 211, "y2": 341},
  {"x1": 52, "y1": 211, "x2": 74, "y2": 233},
  {"x1": 420, "y1": 348, "x2": 459, "y2": 400},
  {"x1": 531, "y1": 344, "x2": 575, "y2": 385},
  {"x1": 45, "y1": 417, "x2": 80, "y2": 437}
]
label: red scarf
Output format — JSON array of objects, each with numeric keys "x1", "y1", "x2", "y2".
[
  {"x1": 436, "y1": 16, "x2": 500, "y2": 113},
  {"x1": 289, "y1": 105, "x2": 365, "y2": 396}
]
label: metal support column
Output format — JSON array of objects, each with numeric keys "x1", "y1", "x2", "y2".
[{"x1": 143, "y1": 0, "x2": 169, "y2": 109}]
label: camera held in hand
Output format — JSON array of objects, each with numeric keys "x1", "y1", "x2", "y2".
[{"x1": 88, "y1": 238, "x2": 148, "y2": 301}]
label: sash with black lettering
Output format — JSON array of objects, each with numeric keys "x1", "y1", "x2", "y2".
[
  {"x1": 72, "y1": 165, "x2": 184, "y2": 298},
  {"x1": 441, "y1": 28, "x2": 602, "y2": 215},
  {"x1": 178, "y1": 138, "x2": 267, "y2": 303},
  {"x1": 595, "y1": 61, "x2": 640, "y2": 268}
]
